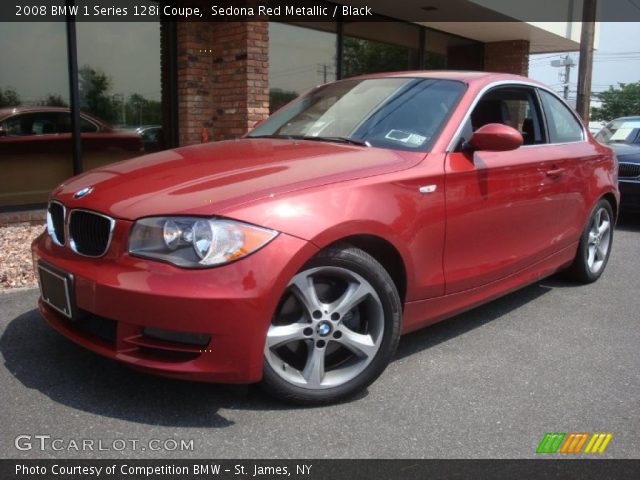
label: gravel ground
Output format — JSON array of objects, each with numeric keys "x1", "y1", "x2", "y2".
[{"x1": 0, "y1": 223, "x2": 45, "y2": 290}]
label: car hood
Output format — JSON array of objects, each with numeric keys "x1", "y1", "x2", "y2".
[
  {"x1": 611, "y1": 143, "x2": 640, "y2": 163},
  {"x1": 53, "y1": 138, "x2": 423, "y2": 220}
]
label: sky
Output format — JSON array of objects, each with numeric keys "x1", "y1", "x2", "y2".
[{"x1": 528, "y1": 22, "x2": 640, "y2": 105}]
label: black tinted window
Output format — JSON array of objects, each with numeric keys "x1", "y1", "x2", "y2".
[{"x1": 0, "y1": 112, "x2": 59, "y2": 136}]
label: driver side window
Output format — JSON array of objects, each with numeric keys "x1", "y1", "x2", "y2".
[{"x1": 469, "y1": 87, "x2": 546, "y2": 146}]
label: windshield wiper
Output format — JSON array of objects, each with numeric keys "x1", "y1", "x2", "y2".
[
  {"x1": 249, "y1": 134, "x2": 297, "y2": 140},
  {"x1": 249, "y1": 134, "x2": 371, "y2": 147},
  {"x1": 302, "y1": 136, "x2": 371, "y2": 147}
]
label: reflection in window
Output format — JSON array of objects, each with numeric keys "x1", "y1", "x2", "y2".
[
  {"x1": 76, "y1": 18, "x2": 161, "y2": 168},
  {"x1": 249, "y1": 78, "x2": 465, "y2": 152},
  {"x1": 343, "y1": 22, "x2": 420, "y2": 78},
  {"x1": 0, "y1": 22, "x2": 70, "y2": 207},
  {"x1": 269, "y1": 23, "x2": 337, "y2": 113},
  {"x1": 76, "y1": 21, "x2": 162, "y2": 130}
]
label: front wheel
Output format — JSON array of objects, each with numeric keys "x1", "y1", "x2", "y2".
[
  {"x1": 566, "y1": 199, "x2": 614, "y2": 283},
  {"x1": 261, "y1": 245, "x2": 402, "y2": 405}
]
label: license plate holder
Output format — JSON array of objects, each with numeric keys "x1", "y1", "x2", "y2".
[{"x1": 37, "y1": 262, "x2": 75, "y2": 320}]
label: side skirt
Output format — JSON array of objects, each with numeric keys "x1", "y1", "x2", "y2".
[{"x1": 401, "y1": 242, "x2": 578, "y2": 335}]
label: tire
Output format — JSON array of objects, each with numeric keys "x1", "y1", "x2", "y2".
[
  {"x1": 261, "y1": 244, "x2": 402, "y2": 405},
  {"x1": 566, "y1": 199, "x2": 614, "y2": 283}
]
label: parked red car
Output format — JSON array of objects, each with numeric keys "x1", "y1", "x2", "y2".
[
  {"x1": 0, "y1": 106, "x2": 143, "y2": 207},
  {"x1": 32, "y1": 72, "x2": 619, "y2": 404}
]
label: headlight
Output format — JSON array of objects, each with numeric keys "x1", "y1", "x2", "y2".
[{"x1": 129, "y1": 217, "x2": 278, "y2": 268}]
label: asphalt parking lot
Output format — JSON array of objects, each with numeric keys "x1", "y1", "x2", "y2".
[{"x1": 1, "y1": 216, "x2": 638, "y2": 460}]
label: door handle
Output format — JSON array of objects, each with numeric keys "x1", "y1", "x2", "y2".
[{"x1": 545, "y1": 167, "x2": 565, "y2": 178}]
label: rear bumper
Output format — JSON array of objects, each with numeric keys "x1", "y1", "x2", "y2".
[{"x1": 32, "y1": 228, "x2": 317, "y2": 383}]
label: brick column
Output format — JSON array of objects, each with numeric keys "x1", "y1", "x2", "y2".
[
  {"x1": 483, "y1": 40, "x2": 530, "y2": 76},
  {"x1": 163, "y1": 21, "x2": 269, "y2": 147},
  {"x1": 209, "y1": 22, "x2": 269, "y2": 142},
  {"x1": 176, "y1": 21, "x2": 215, "y2": 146}
]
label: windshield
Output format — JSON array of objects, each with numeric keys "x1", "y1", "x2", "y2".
[
  {"x1": 248, "y1": 77, "x2": 466, "y2": 152},
  {"x1": 595, "y1": 118, "x2": 640, "y2": 145}
]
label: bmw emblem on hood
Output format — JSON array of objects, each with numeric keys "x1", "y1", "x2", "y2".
[{"x1": 74, "y1": 186, "x2": 94, "y2": 199}]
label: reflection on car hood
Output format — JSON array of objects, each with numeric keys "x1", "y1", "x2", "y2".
[
  {"x1": 53, "y1": 138, "x2": 423, "y2": 220},
  {"x1": 611, "y1": 143, "x2": 640, "y2": 163}
]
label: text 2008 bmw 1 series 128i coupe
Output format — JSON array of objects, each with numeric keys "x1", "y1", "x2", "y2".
[{"x1": 32, "y1": 72, "x2": 619, "y2": 404}]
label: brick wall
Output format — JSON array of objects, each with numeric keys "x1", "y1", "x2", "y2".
[
  {"x1": 483, "y1": 40, "x2": 530, "y2": 76},
  {"x1": 162, "y1": 20, "x2": 269, "y2": 147}
]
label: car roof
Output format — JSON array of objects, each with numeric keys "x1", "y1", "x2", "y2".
[
  {"x1": 342, "y1": 70, "x2": 543, "y2": 87},
  {"x1": 0, "y1": 106, "x2": 111, "y2": 128},
  {"x1": 0, "y1": 106, "x2": 73, "y2": 116},
  {"x1": 611, "y1": 116, "x2": 640, "y2": 121}
]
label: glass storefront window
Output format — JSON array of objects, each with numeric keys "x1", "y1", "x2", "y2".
[
  {"x1": 343, "y1": 22, "x2": 421, "y2": 78},
  {"x1": 269, "y1": 23, "x2": 337, "y2": 113},
  {"x1": 76, "y1": 17, "x2": 162, "y2": 170},
  {"x1": 0, "y1": 22, "x2": 70, "y2": 207}
]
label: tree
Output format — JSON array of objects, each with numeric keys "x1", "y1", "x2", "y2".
[
  {"x1": 78, "y1": 65, "x2": 116, "y2": 122},
  {"x1": 0, "y1": 87, "x2": 21, "y2": 107},
  {"x1": 269, "y1": 88, "x2": 298, "y2": 113},
  {"x1": 42, "y1": 94, "x2": 67, "y2": 107},
  {"x1": 342, "y1": 38, "x2": 413, "y2": 78},
  {"x1": 125, "y1": 93, "x2": 161, "y2": 126},
  {"x1": 591, "y1": 82, "x2": 640, "y2": 122}
]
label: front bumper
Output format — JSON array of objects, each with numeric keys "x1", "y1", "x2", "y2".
[
  {"x1": 620, "y1": 180, "x2": 640, "y2": 212},
  {"x1": 32, "y1": 222, "x2": 317, "y2": 384}
]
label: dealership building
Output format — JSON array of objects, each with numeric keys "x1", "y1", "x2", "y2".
[{"x1": 0, "y1": 0, "x2": 585, "y2": 212}]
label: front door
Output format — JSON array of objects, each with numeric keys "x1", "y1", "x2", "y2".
[{"x1": 443, "y1": 86, "x2": 570, "y2": 293}]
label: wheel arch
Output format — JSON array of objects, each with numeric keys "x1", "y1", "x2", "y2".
[
  {"x1": 600, "y1": 191, "x2": 618, "y2": 220},
  {"x1": 322, "y1": 234, "x2": 408, "y2": 305}
]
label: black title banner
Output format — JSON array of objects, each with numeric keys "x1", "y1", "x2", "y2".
[
  {"x1": 1, "y1": 459, "x2": 640, "y2": 480},
  {"x1": 2, "y1": 0, "x2": 640, "y2": 22}
]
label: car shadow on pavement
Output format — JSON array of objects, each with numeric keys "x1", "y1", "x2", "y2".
[
  {"x1": 395, "y1": 281, "x2": 554, "y2": 360},
  {"x1": 0, "y1": 278, "x2": 584, "y2": 418},
  {"x1": 0, "y1": 309, "x2": 247, "y2": 427},
  {"x1": 615, "y1": 212, "x2": 640, "y2": 232}
]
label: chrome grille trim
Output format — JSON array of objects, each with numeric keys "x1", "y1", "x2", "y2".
[
  {"x1": 68, "y1": 209, "x2": 115, "y2": 258},
  {"x1": 46, "y1": 201, "x2": 66, "y2": 246}
]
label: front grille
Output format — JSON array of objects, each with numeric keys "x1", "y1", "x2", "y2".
[
  {"x1": 69, "y1": 210, "x2": 114, "y2": 257},
  {"x1": 46, "y1": 201, "x2": 65, "y2": 245},
  {"x1": 619, "y1": 162, "x2": 640, "y2": 178}
]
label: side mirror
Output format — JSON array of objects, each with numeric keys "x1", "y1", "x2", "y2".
[
  {"x1": 467, "y1": 123, "x2": 523, "y2": 152},
  {"x1": 0, "y1": 127, "x2": 6, "y2": 137}
]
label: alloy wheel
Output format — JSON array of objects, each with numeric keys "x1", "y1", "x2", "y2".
[
  {"x1": 586, "y1": 206, "x2": 612, "y2": 274},
  {"x1": 264, "y1": 266, "x2": 385, "y2": 390}
]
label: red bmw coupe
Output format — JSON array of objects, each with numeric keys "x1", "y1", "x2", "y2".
[{"x1": 32, "y1": 72, "x2": 619, "y2": 404}]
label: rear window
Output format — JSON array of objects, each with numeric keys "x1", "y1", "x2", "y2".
[{"x1": 539, "y1": 90, "x2": 584, "y2": 143}]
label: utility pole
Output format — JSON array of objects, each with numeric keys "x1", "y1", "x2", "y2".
[
  {"x1": 576, "y1": 0, "x2": 597, "y2": 123},
  {"x1": 551, "y1": 55, "x2": 576, "y2": 101},
  {"x1": 317, "y1": 63, "x2": 335, "y2": 83}
]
